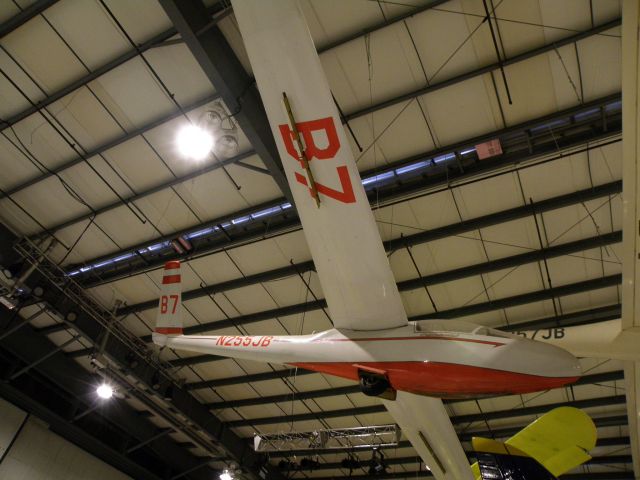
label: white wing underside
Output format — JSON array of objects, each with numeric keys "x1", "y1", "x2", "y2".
[
  {"x1": 383, "y1": 392, "x2": 475, "y2": 480},
  {"x1": 230, "y1": 1, "x2": 472, "y2": 478}
]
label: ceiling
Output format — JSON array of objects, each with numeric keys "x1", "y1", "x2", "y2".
[{"x1": 0, "y1": 0, "x2": 631, "y2": 479}]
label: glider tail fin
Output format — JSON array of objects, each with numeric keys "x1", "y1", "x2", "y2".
[{"x1": 153, "y1": 261, "x2": 183, "y2": 344}]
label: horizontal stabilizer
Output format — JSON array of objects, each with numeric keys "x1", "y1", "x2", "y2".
[{"x1": 507, "y1": 407, "x2": 595, "y2": 477}]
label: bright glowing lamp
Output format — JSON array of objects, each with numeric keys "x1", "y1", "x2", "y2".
[
  {"x1": 96, "y1": 383, "x2": 114, "y2": 399},
  {"x1": 219, "y1": 470, "x2": 232, "y2": 480},
  {"x1": 177, "y1": 125, "x2": 214, "y2": 160}
]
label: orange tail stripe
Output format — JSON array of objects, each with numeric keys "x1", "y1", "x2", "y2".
[
  {"x1": 164, "y1": 261, "x2": 181, "y2": 270},
  {"x1": 162, "y1": 275, "x2": 181, "y2": 284}
]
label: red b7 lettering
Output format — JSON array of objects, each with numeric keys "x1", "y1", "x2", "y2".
[
  {"x1": 159, "y1": 295, "x2": 179, "y2": 314},
  {"x1": 278, "y1": 117, "x2": 355, "y2": 204}
]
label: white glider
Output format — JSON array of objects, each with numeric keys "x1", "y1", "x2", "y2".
[{"x1": 153, "y1": 2, "x2": 583, "y2": 478}]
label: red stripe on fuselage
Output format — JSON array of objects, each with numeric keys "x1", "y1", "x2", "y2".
[
  {"x1": 155, "y1": 327, "x2": 183, "y2": 335},
  {"x1": 274, "y1": 336, "x2": 504, "y2": 347},
  {"x1": 290, "y1": 361, "x2": 578, "y2": 398},
  {"x1": 162, "y1": 275, "x2": 181, "y2": 284},
  {"x1": 165, "y1": 261, "x2": 180, "y2": 270}
]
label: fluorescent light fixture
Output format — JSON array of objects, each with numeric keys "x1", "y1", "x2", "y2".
[
  {"x1": 395, "y1": 160, "x2": 428, "y2": 175},
  {"x1": 92, "y1": 259, "x2": 114, "y2": 269},
  {"x1": 251, "y1": 206, "x2": 282, "y2": 218},
  {"x1": 186, "y1": 227, "x2": 215, "y2": 239},
  {"x1": 177, "y1": 125, "x2": 214, "y2": 160},
  {"x1": 231, "y1": 215, "x2": 251, "y2": 225},
  {"x1": 220, "y1": 470, "x2": 232, "y2": 480},
  {"x1": 96, "y1": 383, "x2": 114, "y2": 399},
  {"x1": 432, "y1": 153, "x2": 455, "y2": 164},
  {"x1": 113, "y1": 252, "x2": 135, "y2": 262},
  {"x1": 146, "y1": 242, "x2": 164, "y2": 252},
  {"x1": 362, "y1": 171, "x2": 394, "y2": 186}
]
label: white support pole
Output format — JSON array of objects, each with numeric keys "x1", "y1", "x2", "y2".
[{"x1": 621, "y1": 0, "x2": 640, "y2": 476}]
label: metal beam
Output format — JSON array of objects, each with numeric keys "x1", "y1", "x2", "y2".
[
  {"x1": 0, "y1": 309, "x2": 214, "y2": 480},
  {"x1": 0, "y1": 0, "x2": 58, "y2": 39},
  {"x1": 228, "y1": 405, "x2": 386, "y2": 428},
  {"x1": 186, "y1": 368, "x2": 314, "y2": 391},
  {"x1": 119, "y1": 231, "x2": 619, "y2": 317},
  {"x1": 344, "y1": 18, "x2": 621, "y2": 121},
  {"x1": 311, "y1": 470, "x2": 634, "y2": 480},
  {"x1": 456, "y1": 414, "x2": 628, "y2": 442},
  {"x1": 209, "y1": 385, "x2": 362, "y2": 410},
  {"x1": 46, "y1": 148, "x2": 253, "y2": 235},
  {"x1": 160, "y1": 0, "x2": 293, "y2": 204},
  {"x1": 313, "y1": 454, "x2": 633, "y2": 471},
  {"x1": 599, "y1": 436, "x2": 632, "y2": 447},
  {"x1": 135, "y1": 273, "x2": 620, "y2": 345},
  {"x1": 72, "y1": 93, "x2": 621, "y2": 286},
  {"x1": 71, "y1": 148, "x2": 622, "y2": 289},
  {"x1": 452, "y1": 395, "x2": 627, "y2": 425},
  {"x1": 268, "y1": 433, "x2": 630, "y2": 458},
  {"x1": 386, "y1": 181, "x2": 621, "y2": 252},
  {"x1": 118, "y1": 260, "x2": 315, "y2": 316},
  {"x1": 1, "y1": 93, "x2": 219, "y2": 201},
  {"x1": 0, "y1": 0, "x2": 442, "y2": 132},
  {"x1": 413, "y1": 274, "x2": 621, "y2": 321},
  {"x1": 397, "y1": 231, "x2": 621, "y2": 291},
  {"x1": 53, "y1": 89, "x2": 620, "y2": 257},
  {"x1": 169, "y1": 354, "x2": 223, "y2": 367},
  {"x1": 0, "y1": 28, "x2": 176, "y2": 134},
  {"x1": 4, "y1": 238, "x2": 287, "y2": 480},
  {"x1": 1, "y1": 16, "x2": 618, "y2": 207},
  {"x1": 260, "y1": 416, "x2": 633, "y2": 460},
  {"x1": 0, "y1": 0, "x2": 448, "y2": 208},
  {"x1": 0, "y1": 381, "x2": 163, "y2": 480},
  {"x1": 225, "y1": 394, "x2": 626, "y2": 428},
  {"x1": 503, "y1": 303, "x2": 622, "y2": 331},
  {"x1": 126, "y1": 428, "x2": 174, "y2": 454},
  {"x1": 316, "y1": 0, "x2": 449, "y2": 53}
]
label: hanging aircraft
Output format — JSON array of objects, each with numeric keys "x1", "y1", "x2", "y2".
[
  {"x1": 470, "y1": 406, "x2": 597, "y2": 480},
  {"x1": 153, "y1": 1, "x2": 586, "y2": 478}
]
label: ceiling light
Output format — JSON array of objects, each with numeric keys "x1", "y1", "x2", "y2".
[
  {"x1": 177, "y1": 125, "x2": 214, "y2": 160},
  {"x1": 219, "y1": 470, "x2": 232, "y2": 480},
  {"x1": 96, "y1": 383, "x2": 114, "y2": 399}
]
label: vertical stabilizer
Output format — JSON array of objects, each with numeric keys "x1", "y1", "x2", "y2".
[{"x1": 154, "y1": 261, "x2": 183, "y2": 339}]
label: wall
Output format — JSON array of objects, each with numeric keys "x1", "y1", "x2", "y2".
[{"x1": 0, "y1": 397, "x2": 131, "y2": 480}]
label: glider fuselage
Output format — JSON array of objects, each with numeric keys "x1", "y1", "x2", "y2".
[{"x1": 155, "y1": 322, "x2": 580, "y2": 398}]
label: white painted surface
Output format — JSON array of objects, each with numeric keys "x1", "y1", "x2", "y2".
[
  {"x1": 162, "y1": 324, "x2": 581, "y2": 379},
  {"x1": 383, "y1": 392, "x2": 474, "y2": 480},
  {"x1": 231, "y1": 0, "x2": 407, "y2": 331},
  {"x1": 0, "y1": 397, "x2": 26, "y2": 461}
]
